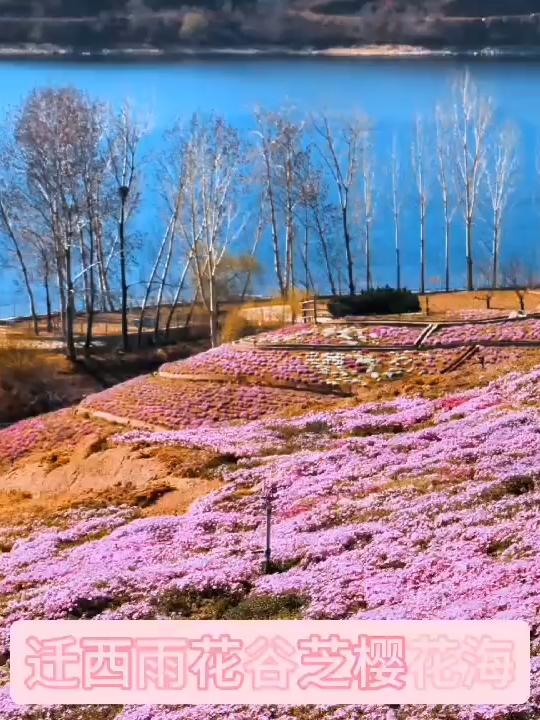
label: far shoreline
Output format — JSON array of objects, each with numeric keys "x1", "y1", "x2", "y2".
[{"x1": 2, "y1": 43, "x2": 540, "y2": 63}]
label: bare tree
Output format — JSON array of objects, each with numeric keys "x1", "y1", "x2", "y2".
[
  {"x1": 176, "y1": 112, "x2": 248, "y2": 348},
  {"x1": 149, "y1": 143, "x2": 189, "y2": 345},
  {"x1": 136, "y1": 213, "x2": 178, "y2": 348},
  {"x1": 411, "y1": 114, "x2": 430, "y2": 294},
  {"x1": 78, "y1": 100, "x2": 110, "y2": 354},
  {"x1": 0, "y1": 185, "x2": 39, "y2": 335},
  {"x1": 502, "y1": 258, "x2": 536, "y2": 311},
  {"x1": 106, "y1": 99, "x2": 148, "y2": 352},
  {"x1": 475, "y1": 260, "x2": 496, "y2": 308},
  {"x1": 435, "y1": 105, "x2": 458, "y2": 292},
  {"x1": 295, "y1": 157, "x2": 314, "y2": 295},
  {"x1": 297, "y1": 151, "x2": 339, "y2": 296},
  {"x1": 293, "y1": 146, "x2": 328, "y2": 296},
  {"x1": 253, "y1": 106, "x2": 305, "y2": 299},
  {"x1": 240, "y1": 203, "x2": 264, "y2": 299},
  {"x1": 310, "y1": 111, "x2": 369, "y2": 295},
  {"x1": 163, "y1": 253, "x2": 193, "y2": 340},
  {"x1": 253, "y1": 107, "x2": 285, "y2": 297},
  {"x1": 486, "y1": 121, "x2": 519, "y2": 289},
  {"x1": 449, "y1": 69, "x2": 493, "y2": 291},
  {"x1": 13, "y1": 87, "x2": 106, "y2": 361},
  {"x1": 33, "y1": 232, "x2": 55, "y2": 332}
]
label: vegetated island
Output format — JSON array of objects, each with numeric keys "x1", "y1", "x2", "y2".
[{"x1": 2, "y1": 0, "x2": 540, "y2": 60}]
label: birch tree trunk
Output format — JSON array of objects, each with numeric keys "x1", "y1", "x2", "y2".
[
  {"x1": 411, "y1": 116, "x2": 429, "y2": 295},
  {"x1": 450, "y1": 70, "x2": 493, "y2": 291},
  {"x1": 0, "y1": 196, "x2": 39, "y2": 335},
  {"x1": 311, "y1": 112, "x2": 368, "y2": 296},
  {"x1": 486, "y1": 122, "x2": 519, "y2": 290},
  {"x1": 390, "y1": 134, "x2": 402, "y2": 290}
]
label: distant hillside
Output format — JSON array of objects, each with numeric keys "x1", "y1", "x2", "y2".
[{"x1": 2, "y1": 0, "x2": 540, "y2": 53}]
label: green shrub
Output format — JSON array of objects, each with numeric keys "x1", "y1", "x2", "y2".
[
  {"x1": 328, "y1": 287, "x2": 421, "y2": 317},
  {"x1": 155, "y1": 587, "x2": 245, "y2": 619},
  {"x1": 223, "y1": 593, "x2": 305, "y2": 620}
]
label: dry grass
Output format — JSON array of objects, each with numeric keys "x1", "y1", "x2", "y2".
[
  {"x1": 0, "y1": 337, "x2": 69, "y2": 423},
  {"x1": 0, "y1": 482, "x2": 165, "y2": 523},
  {"x1": 133, "y1": 445, "x2": 237, "y2": 476},
  {"x1": 0, "y1": 336, "x2": 49, "y2": 375},
  {"x1": 0, "y1": 330, "x2": 210, "y2": 425},
  {"x1": 221, "y1": 307, "x2": 258, "y2": 342}
]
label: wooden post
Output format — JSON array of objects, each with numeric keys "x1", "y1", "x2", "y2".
[
  {"x1": 264, "y1": 494, "x2": 272, "y2": 574},
  {"x1": 313, "y1": 295, "x2": 318, "y2": 324},
  {"x1": 262, "y1": 483, "x2": 275, "y2": 574}
]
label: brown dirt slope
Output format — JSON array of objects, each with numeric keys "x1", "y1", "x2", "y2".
[{"x1": 0, "y1": 439, "x2": 227, "y2": 528}]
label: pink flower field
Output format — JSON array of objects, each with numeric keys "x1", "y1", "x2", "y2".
[
  {"x1": 79, "y1": 375, "x2": 338, "y2": 428},
  {"x1": 160, "y1": 345, "x2": 328, "y2": 385},
  {"x1": 428, "y1": 318, "x2": 540, "y2": 345},
  {"x1": 0, "y1": 409, "x2": 113, "y2": 467},
  {"x1": 480, "y1": 346, "x2": 540, "y2": 368},
  {"x1": 2, "y1": 364, "x2": 540, "y2": 718},
  {"x1": 160, "y1": 345, "x2": 466, "y2": 387},
  {"x1": 448, "y1": 309, "x2": 511, "y2": 321}
]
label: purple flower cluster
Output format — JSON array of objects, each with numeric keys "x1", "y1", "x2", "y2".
[
  {"x1": 2, "y1": 367, "x2": 540, "y2": 717},
  {"x1": 160, "y1": 345, "x2": 324, "y2": 385},
  {"x1": 112, "y1": 396, "x2": 435, "y2": 456},
  {"x1": 0, "y1": 409, "x2": 109, "y2": 467},
  {"x1": 80, "y1": 376, "x2": 337, "y2": 429},
  {"x1": 5, "y1": 696, "x2": 539, "y2": 720},
  {"x1": 428, "y1": 318, "x2": 540, "y2": 344},
  {"x1": 450, "y1": 309, "x2": 510, "y2": 321},
  {"x1": 480, "y1": 346, "x2": 540, "y2": 368},
  {"x1": 248, "y1": 324, "x2": 317, "y2": 344}
]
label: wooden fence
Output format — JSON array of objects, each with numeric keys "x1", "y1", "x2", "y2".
[{"x1": 301, "y1": 298, "x2": 332, "y2": 324}]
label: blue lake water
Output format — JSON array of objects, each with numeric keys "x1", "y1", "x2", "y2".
[{"x1": 1, "y1": 57, "x2": 540, "y2": 315}]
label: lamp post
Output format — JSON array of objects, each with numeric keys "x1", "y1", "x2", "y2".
[
  {"x1": 262, "y1": 480, "x2": 276, "y2": 574},
  {"x1": 119, "y1": 185, "x2": 130, "y2": 352},
  {"x1": 264, "y1": 490, "x2": 272, "y2": 574}
]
